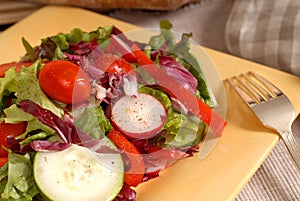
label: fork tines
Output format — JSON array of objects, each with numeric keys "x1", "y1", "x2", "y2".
[
  {"x1": 226, "y1": 71, "x2": 300, "y2": 170},
  {"x1": 226, "y1": 71, "x2": 282, "y2": 105}
]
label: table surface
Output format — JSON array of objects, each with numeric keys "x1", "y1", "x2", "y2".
[{"x1": 0, "y1": 2, "x2": 300, "y2": 201}]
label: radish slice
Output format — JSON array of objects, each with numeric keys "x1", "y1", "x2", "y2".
[{"x1": 111, "y1": 93, "x2": 167, "y2": 139}]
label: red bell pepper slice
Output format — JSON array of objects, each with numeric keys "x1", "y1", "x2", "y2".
[
  {"x1": 131, "y1": 44, "x2": 226, "y2": 136},
  {"x1": 0, "y1": 157, "x2": 8, "y2": 167},
  {"x1": 107, "y1": 130, "x2": 145, "y2": 187},
  {"x1": 0, "y1": 61, "x2": 33, "y2": 78}
]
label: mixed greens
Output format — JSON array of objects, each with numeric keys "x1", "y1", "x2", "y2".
[{"x1": 0, "y1": 20, "x2": 226, "y2": 201}]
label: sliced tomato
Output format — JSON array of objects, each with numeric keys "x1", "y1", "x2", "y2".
[
  {"x1": 94, "y1": 54, "x2": 134, "y2": 75},
  {"x1": 0, "y1": 121, "x2": 27, "y2": 157},
  {"x1": 0, "y1": 157, "x2": 8, "y2": 167},
  {"x1": 105, "y1": 58, "x2": 134, "y2": 75},
  {"x1": 0, "y1": 61, "x2": 33, "y2": 77},
  {"x1": 107, "y1": 130, "x2": 145, "y2": 187},
  {"x1": 38, "y1": 60, "x2": 91, "y2": 104},
  {"x1": 131, "y1": 44, "x2": 226, "y2": 136},
  {"x1": 93, "y1": 53, "x2": 118, "y2": 71}
]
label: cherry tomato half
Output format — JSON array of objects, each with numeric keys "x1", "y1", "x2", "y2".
[
  {"x1": 0, "y1": 121, "x2": 27, "y2": 157},
  {"x1": 0, "y1": 61, "x2": 33, "y2": 78},
  {"x1": 38, "y1": 60, "x2": 91, "y2": 104},
  {"x1": 107, "y1": 130, "x2": 145, "y2": 187}
]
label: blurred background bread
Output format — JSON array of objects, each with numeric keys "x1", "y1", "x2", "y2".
[
  {"x1": 22, "y1": 0, "x2": 199, "y2": 10},
  {"x1": 0, "y1": 0, "x2": 199, "y2": 26}
]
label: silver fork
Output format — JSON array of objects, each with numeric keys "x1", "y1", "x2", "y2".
[{"x1": 226, "y1": 71, "x2": 300, "y2": 170}]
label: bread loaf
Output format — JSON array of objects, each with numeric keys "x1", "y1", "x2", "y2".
[{"x1": 23, "y1": 0, "x2": 199, "y2": 11}]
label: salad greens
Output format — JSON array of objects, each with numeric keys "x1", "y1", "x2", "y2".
[
  {"x1": 0, "y1": 19, "x2": 224, "y2": 201},
  {"x1": 21, "y1": 26, "x2": 113, "y2": 62},
  {"x1": 0, "y1": 153, "x2": 39, "y2": 201},
  {"x1": 1, "y1": 61, "x2": 63, "y2": 118},
  {"x1": 149, "y1": 19, "x2": 217, "y2": 107},
  {"x1": 75, "y1": 106, "x2": 112, "y2": 140}
]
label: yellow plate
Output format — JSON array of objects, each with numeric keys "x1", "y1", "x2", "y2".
[{"x1": 1, "y1": 5, "x2": 300, "y2": 201}]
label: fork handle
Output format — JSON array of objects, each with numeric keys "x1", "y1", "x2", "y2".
[{"x1": 281, "y1": 130, "x2": 300, "y2": 170}]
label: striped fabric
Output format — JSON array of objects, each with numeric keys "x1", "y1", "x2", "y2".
[
  {"x1": 226, "y1": 0, "x2": 300, "y2": 76},
  {"x1": 235, "y1": 135, "x2": 300, "y2": 201}
]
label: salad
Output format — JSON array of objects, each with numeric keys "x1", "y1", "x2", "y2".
[{"x1": 0, "y1": 19, "x2": 226, "y2": 201}]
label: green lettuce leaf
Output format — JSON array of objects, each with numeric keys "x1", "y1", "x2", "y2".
[
  {"x1": 1, "y1": 61, "x2": 63, "y2": 118},
  {"x1": 1, "y1": 153, "x2": 39, "y2": 201},
  {"x1": 170, "y1": 33, "x2": 217, "y2": 107},
  {"x1": 75, "y1": 106, "x2": 112, "y2": 140},
  {"x1": 21, "y1": 26, "x2": 113, "y2": 61},
  {"x1": 40, "y1": 38, "x2": 66, "y2": 60},
  {"x1": 65, "y1": 26, "x2": 113, "y2": 44},
  {"x1": 4, "y1": 104, "x2": 55, "y2": 143},
  {"x1": 163, "y1": 108, "x2": 206, "y2": 148},
  {"x1": 138, "y1": 86, "x2": 172, "y2": 109},
  {"x1": 0, "y1": 61, "x2": 61, "y2": 146},
  {"x1": 148, "y1": 19, "x2": 176, "y2": 50}
]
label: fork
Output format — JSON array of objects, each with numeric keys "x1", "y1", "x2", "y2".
[{"x1": 226, "y1": 71, "x2": 300, "y2": 170}]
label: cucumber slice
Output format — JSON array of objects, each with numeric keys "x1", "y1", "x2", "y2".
[{"x1": 34, "y1": 144, "x2": 124, "y2": 201}]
